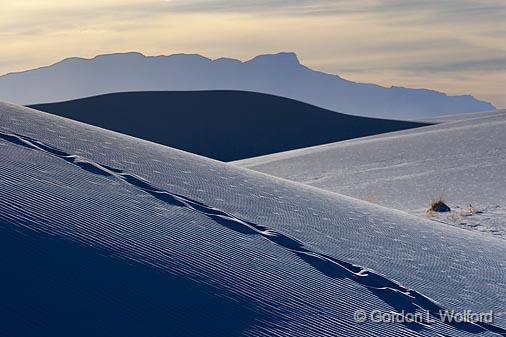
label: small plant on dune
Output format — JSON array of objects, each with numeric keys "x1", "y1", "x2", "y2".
[
  {"x1": 427, "y1": 195, "x2": 451, "y2": 214},
  {"x1": 461, "y1": 204, "x2": 483, "y2": 216},
  {"x1": 468, "y1": 204, "x2": 476, "y2": 215},
  {"x1": 426, "y1": 208, "x2": 434, "y2": 218}
]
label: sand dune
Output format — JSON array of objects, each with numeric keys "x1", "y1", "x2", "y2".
[
  {"x1": 29, "y1": 91, "x2": 427, "y2": 161},
  {"x1": 1, "y1": 102, "x2": 505, "y2": 336},
  {"x1": 236, "y1": 109, "x2": 506, "y2": 238}
]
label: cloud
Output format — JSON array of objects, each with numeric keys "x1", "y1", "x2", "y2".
[
  {"x1": 401, "y1": 57, "x2": 506, "y2": 73},
  {"x1": 0, "y1": 0, "x2": 505, "y2": 107},
  {"x1": 162, "y1": 0, "x2": 506, "y2": 21}
]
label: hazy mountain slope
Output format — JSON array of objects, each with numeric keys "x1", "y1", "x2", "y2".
[
  {"x1": 236, "y1": 110, "x2": 506, "y2": 238},
  {"x1": 29, "y1": 91, "x2": 427, "y2": 161},
  {"x1": 1, "y1": 102, "x2": 505, "y2": 336},
  {"x1": 0, "y1": 52, "x2": 494, "y2": 119}
]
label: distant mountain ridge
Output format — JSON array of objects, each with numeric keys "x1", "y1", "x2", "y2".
[
  {"x1": 29, "y1": 91, "x2": 428, "y2": 161},
  {"x1": 1, "y1": 51, "x2": 495, "y2": 120}
]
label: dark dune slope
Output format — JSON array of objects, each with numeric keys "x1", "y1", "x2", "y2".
[
  {"x1": 0, "y1": 222, "x2": 257, "y2": 337},
  {"x1": 30, "y1": 91, "x2": 429, "y2": 161}
]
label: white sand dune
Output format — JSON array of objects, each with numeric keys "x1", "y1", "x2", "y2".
[
  {"x1": 236, "y1": 110, "x2": 506, "y2": 239},
  {"x1": 0, "y1": 102, "x2": 505, "y2": 336}
]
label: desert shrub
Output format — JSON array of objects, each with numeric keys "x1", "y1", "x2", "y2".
[{"x1": 428, "y1": 196, "x2": 451, "y2": 213}]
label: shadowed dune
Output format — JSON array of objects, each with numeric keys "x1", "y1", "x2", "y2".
[{"x1": 29, "y1": 91, "x2": 428, "y2": 161}]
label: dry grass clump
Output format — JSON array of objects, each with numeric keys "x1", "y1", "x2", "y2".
[{"x1": 427, "y1": 195, "x2": 451, "y2": 214}]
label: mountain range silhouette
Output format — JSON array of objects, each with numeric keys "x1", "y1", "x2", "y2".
[{"x1": 1, "y1": 52, "x2": 494, "y2": 120}]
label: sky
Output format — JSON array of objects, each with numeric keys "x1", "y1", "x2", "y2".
[{"x1": 1, "y1": 0, "x2": 505, "y2": 107}]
